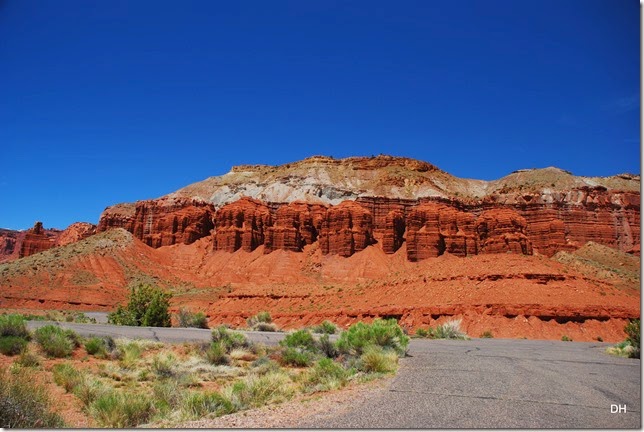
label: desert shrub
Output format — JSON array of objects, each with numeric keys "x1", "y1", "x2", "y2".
[
  {"x1": 152, "y1": 353, "x2": 177, "y2": 378},
  {"x1": 0, "y1": 367, "x2": 65, "y2": 428},
  {"x1": 280, "y1": 347, "x2": 314, "y2": 367},
  {"x1": 0, "y1": 315, "x2": 29, "y2": 339},
  {"x1": 211, "y1": 326, "x2": 250, "y2": 351},
  {"x1": 625, "y1": 319, "x2": 640, "y2": 359},
  {"x1": 16, "y1": 349, "x2": 40, "y2": 368},
  {"x1": 224, "y1": 371, "x2": 295, "y2": 411},
  {"x1": 90, "y1": 390, "x2": 155, "y2": 428},
  {"x1": 415, "y1": 328, "x2": 429, "y2": 338},
  {"x1": 176, "y1": 309, "x2": 209, "y2": 329},
  {"x1": 359, "y1": 345, "x2": 398, "y2": 373},
  {"x1": 108, "y1": 283, "x2": 172, "y2": 327},
  {"x1": 247, "y1": 311, "x2": 272, "y2": 326},
  {"x1": 561, "y1": 335, "x2": 572, "y2": 342},
  {"x1": 318, "y1": 334, "x2": 339, "y2": 358},
  {"x1": 84, "y1": 337, "x2": 107, "y2": 357},
  {"x1": 281, "y1": 330, "x2": 318, "y2": 352},
  {"x1": 33, "y1": 325, "x2": 76, "y2": 358},
  {"x1": 205, "y1": 341, "x2": 230, "y2": 366},
  {"x1": 480, "y1": 330, "x2": 494, "y2": 339},
  {"x1": 336, "y1": 319, "x2": 409, "y2": 356},
  {"x1": 119, "y1": 341, "x2": 142, "y2": 369},
  {"x1": 304, "y1": 358, "x2": 349, "y2": 392},
  {"x1": 0, "y1": 336, "x2": 27, "y2": 356},
  {"x1": 181, "y1": 391, "x2": 234, "y2": 419},
  {"x1": 254, "y1": 322, "x2": 278, "y2": 332},
  {"x1": 73, "y1": 376, "x2": 106, "y2": 408},
  {"x1": 432, "y1": 319, "x2": 468, "y2": 340},
  {"x1": 152, "y1": 379, "x2": 185, "y2": 414},
  {"x1": 312, "y1": 321, "x2": 337, "y2": 334},
  {"x1": 53, "y1": 363, "x2": 82, "y2": 393}
]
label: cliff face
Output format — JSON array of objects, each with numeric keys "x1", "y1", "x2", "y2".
[
  {"x1": 93, "y1": 156, "x2": 639, "y2": 260},
  {"x1": 97, "y1": 197, "x2": 215, "y2": 248}
]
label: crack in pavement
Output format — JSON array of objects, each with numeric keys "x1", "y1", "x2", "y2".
[{"x1": 386, "y1": 388, "x2": 642, "y2": 413}]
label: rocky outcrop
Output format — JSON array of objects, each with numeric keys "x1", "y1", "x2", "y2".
[
  {"x1": 264, "y1": 202, "x2": 326, "y2": 252},
  {"x1": 19, "y1": 222, "x2": 59, "y2": 258},
  {"x1": 475, "y1": 209, "x2": 532, "y2": 255},
  {"x1": 406, "y1": 203, "x2": 478, "y2": 261},
  {"x1": 319, "y1": 201, "x2": 375, "y2": 257},
  {"x1": 213, "y1": 198, "x2": 272, "y2": 252},
  {"x1": 382, "y1": 210, "x2": 405, "y2": 253},
  {"x1": 56, "y1": 222, "x2": 97, "y2": 247},
  {"x1": 98, "y1": 197, "x2": 215, "y2": 248}
]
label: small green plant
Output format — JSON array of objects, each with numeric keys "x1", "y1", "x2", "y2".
[
  {"x1": 0, "y1": 336, "x2": 27, "y2": 356},
  {"x1": 211, "y1": 326, "x2": 250, "y2": 351},
  {"x1": 624, "y1": 319, "x2": 640, "y2": 359},
  {"x1": 480, "y1": 330, "x2": 494, "y2": 339},
  {"x1": 84, "y1": 337, "x2": 107, "y2": 357},
  {"x1": 561, "y1": 335, "x2": 572, "y2": 342},
  {"x1": 431, "y1": 319, "x2": 468, "y2": 340},
  {"x1": 33, "y1": 325, "x2": 76, "y2": 358},
  {"x1": 359, "y1": 345, "x2": 398, "y2": 373},
  {"x1": 176, "y1": 309, "x2": 209, "y2": 329},
  {"x1": 304, "y1": 358, "x2": 349, "y2": 392},
  {"x1": 0, "y1": 367, "x2": 65, "y2": 427},
  {"x1": 336, "y1": 319, "x2": 409, "y2": 356},
  {"x1": 16, "y1": 349, "x2": 41, "y2": 368},
  {"x1": 73, "y1": 376, "x2": 106, "y2": 408},
  {"x1": 223, "y1": 371, "x2": 295, "y2": 411},
  {"x1": 246, "y1": 311, "x2": 277, "y2": 331},
  {"x1": 89, "y1": 390, "x2": 155, "y2": 428},
  {"x1": 280, "y1": 347, "x2": 314, "y2": 367},
  {"x1": 108, "y1": 283, "x2": 172, "y2": 327},
  {"x1": 206, "y1": 341, "x2": 230, "y2": 365},
  {"x1": 415, "y1": 328, "x2": 428, "y2": 338},
  {"x1": 181, "y1": 391, "x2": 234, "y2": 419},
  {"x1": 281, "y1": 330, "x2": 318, "y2": 352},
  {"x1": 312, "y1": 321, "x2": 337, "y2": 334},
  {"x1": 0, "y1": 315, "x2": 30, "y2": 339},
  {"x1": 152, "y1": 353, "x2": 177, "y2": 378},
  {"x1": 53, "y1": 363, "x2": 82, "y2": 393},
  {"x1": 318, "y1": 334, "x2": 338, "y2": 358}
]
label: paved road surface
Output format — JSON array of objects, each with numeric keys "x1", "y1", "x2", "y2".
[
  {"x1": 26, "y1": 321, "x2": 640, "y2": 428},
  {"x1": 26, "y1": 321, "x2": 288, "y2": 346},
  {"x1": 299, "y1": 339, "x2": 641, "y2": 429}
]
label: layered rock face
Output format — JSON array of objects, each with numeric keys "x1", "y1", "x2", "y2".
[
  {"x1": 319, "y1": 201, "x2": 375, "y2": 257},
  {"x1": 475, "y1": 209, "x2": 532, "y2": 255},
  {"x1": 19, "y1": 222, "x2": 60, "y2": 258},
  {"x1": 56, "y1": 222, "x2": 97, "y2": 247},
  {"x1": 213, "y1": 198, "x2": 272, "y2": 252},
  {"x1": 264, "y1": 202, "x2": 326, "y2": 252},
  {"x1": 98, "y1": 197, "x2": 215, "y2": 248}
]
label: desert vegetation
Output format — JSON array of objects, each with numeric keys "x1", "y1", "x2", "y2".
[
  {"x1": 0, "y1": 317, "x2": 408, "y2": 427},
  {"x1": 108, "y1": 283, "x2": 172, "y2": 327},
  {"x1": 413, "y1": 319, "x2": 469, "y2": 340},
  {"x1": 607, "y1": 319, "x2": 640, "y2": 359}
]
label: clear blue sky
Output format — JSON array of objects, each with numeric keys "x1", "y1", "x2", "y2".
[{"x1": 1, "y1": 0, "x2": 639, "y2": 230}]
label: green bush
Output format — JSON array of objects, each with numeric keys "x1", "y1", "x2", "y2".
[
  {"x1": 181, "y1": 391, "x2": 234, "y2": 419},
  {"x1": 281, "y1": 330, "x2": 318, "y2": 352},
  {"x1": 561, "y1": 335, "x2": 572, "y2": 342},
  {"x1": 33, "y1": 325, "x2": 76, "y2": 358},
  {"x1": 336, "y1": 319, "x2": 409, "y2": 356},
  {"x1": 304, "y1": 358, "x2": 349, "y2": 392},
  {"x1": 480, "y1": 330, "x2": 494, "y2": 339},
  {"x1": 224, "y1": 371, "x2": 295, "y2": 410},
  {"x1": 359, "y1": 345, "x2": 398, "y2": 373},
  {"x1": 84, "y1": 337, "x2": 107, "y2": 357},
  {"x1": 280, "y1": 347, "x2": 314, "y2": 367},
  {"x1": 0, "y1": 367, "x2": 65, "y2": 427},
  {"x1": 152, "y1": 353, "x2": 177, "y2": 378},
  {"x1": 625, "y1": 319, "x2": 640, "y2": 359},
  {"x1": 211, "y1": 326, "x2": 250, "y2": 351},
  {"x1": 247, "y1": 311, "x2": 272, "y2": 326},
  {"x1": 206, "y1": 341, "x2": 230, "y2": 366},
  {"x1": 312, "y1": 321, "x2": 337, "y2": 334},
  {"x1": 73, "y1": 376, "x2": 106, "y2": 408},
  {"x1": 431, "y1": 320, "x2": 468, "y2": 340},
  {"x1": 415, "y1": 328, "x2": 429, "y2": 338},
  {"x1": 90, "y1": 390, "x2": 155, "y2": 428},
  {"x1": 108, "y1": 283, "x2": 172, "y2": 327},
  {"x1": 152, "y1": 379, "x2": 185, "y2": 414},
  {"x1": 0, "y1": 315, "x2": 30, "y2": 339},
  {"x1": 318, "y1": 334, "x2": 338, "y2": 358},
  {"x1": 16, "y1": 349, "x2": 40, "y2": 368},
  {"x1": 0, "y1": 336, "x2": 27, "y2": 356},
  {"x1": 176, "y1": 308, "x2": 209, "y2": 329},
  {"x1": 53, "y1": 363, "x2": 82, "y2": 393}
]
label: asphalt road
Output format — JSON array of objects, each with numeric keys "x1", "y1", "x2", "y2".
[
  {"x1": 26, "y1": 321, "x2": 289, "y2": 346},
  {"x1": 299, "y1": 338, "x2": 641, "y2": 429},
  {"x1": 25, "y1": 321, "x2": 641, "y2": 428}
]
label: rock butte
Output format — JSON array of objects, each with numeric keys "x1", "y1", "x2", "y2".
[{"x1": 0, "y1": 155, "x2": 640, "y2": 341}]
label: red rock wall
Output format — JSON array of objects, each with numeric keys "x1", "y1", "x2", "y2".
[
  {"x1": 475, "y1": 209, "x2": 532, "y2": 255},
  {"x1": 318, "y1": 201, "x2": 375, "y2": 257},
  {"x1": 98, "y1": 198, "x2": 215, "y2": 248},
  {"x1": 19, "y1": 222, "x2": 60, "y2": 258},
  {"x1": 213, "y1": 198, "x2": 272, "y2": 252},
  {"x1": 264, "y1": 202, "x2": 326, "y2": 252},
  {"x1": 56, "y1": 222, "x2": 97, "y2": 247}
]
